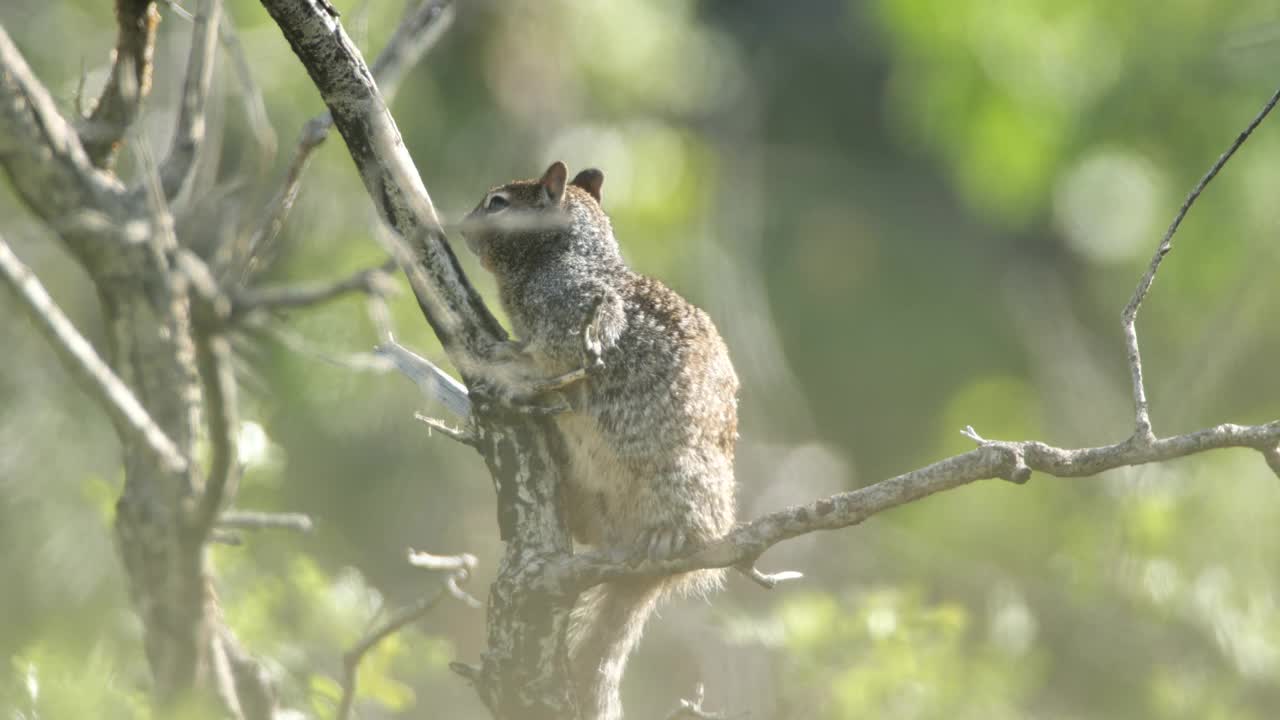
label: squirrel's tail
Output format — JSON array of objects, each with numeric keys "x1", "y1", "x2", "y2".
[
  {"x1": 568, "y1": 570, "x2": 723, "y2": 720},
  {"x1": 569, "y1": 578, "x2": 664, "y2": 720}
]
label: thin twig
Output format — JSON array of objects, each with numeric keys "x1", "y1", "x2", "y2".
[
  {"x1": 665, "y1": 684, "x2": 726, "y2": 720},
  {"x1": 1120, "y1": 85, "x2": 1280, "y2": 443},
  {"x1": 231, "y1": 258, "x2": 397, "y2": 320},
  {"x1": 218, "y1": 11, "x2": 278, "y2": 169},
  {"x1": 193, "y1": 328, "x2": 239, "y2": 534},
  {"x1": 0, "y1": 234, "x2": 188, "y2": 474},
  {"x1": 232, "y1": 0, "x2": 454, "y2": 279},
  {"x1": 369, "y1": 0, "x2": 455, "y2": 103},
  {"x1": 218, "y1": 511, "x2": 314, "y2": 532},
  {"x1": 407, "y1": 549, "x2": 482, "y2": 608},
  {"x1": 735, "y1": 564, "x2": 803, "y2": 590},
  {"x1": 225, "y1": 116, "x2": 329, "y2": 278},
  {"x1": 250, "y1": 320, "x2": 395, "y2": 373},
  {"x1": 414, "y1": 412, "x2": 476, "y2": 446},
  {"x1": 157, "y1": 3, "x2": 275, "y2": 165},
  {"x1": 160, "y1": 0, "x2": 222, "y2": 199},
  {"x1": 336, "y1": 549, "x2": 478, "y2": 720},
  {"x1": 406, "y1": 549, "x2": 476, "y2": 571},
  {"x1": 336, "y1": 593, "x2": 444, "y2": 720}
]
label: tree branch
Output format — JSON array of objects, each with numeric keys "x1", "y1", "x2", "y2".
[
  {"x1": 78, "y1": 0, "x2": 161, "y2": 168},
  {"x1": 0, "y1": 233, "x2": 188, "y2": 474},
  {"x1": 229, "y1": 0, "x2": 453, "y2": 279},
  {"x1": 376, "y1": 337, "x2": 472, "y2": 419},
  {"x1": 218, "y1": 510, "x2": 314, "y2": 532},
  {"x1": 568, "y1": 420, "x2": 1280, "y2": 591},
  {"x1": 230, "y1": 258, "x2": 396, "y2": 319},
  {"x1": 160, "y1": 0, "x2": 222, "y2": 199},
  {"x1": 369, "y1": 0, "x2": 455, "y2": 103},
  {"x1": 1120, "y1": 85, "x2": 1280, "y2": 442},
  {"x1": 336, "y1": 550, "x2": 478, "y2": 720},
  {"x1": 257, "y1": 0, "x2": 505, "y2": 360},
  {"x1": 0, "y1": 25, "x2": 128, "y2": 251}
]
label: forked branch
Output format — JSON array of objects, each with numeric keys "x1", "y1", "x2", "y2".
[{"x1": 1120, "y1": 85, "x2": 1280, "y2": 442}]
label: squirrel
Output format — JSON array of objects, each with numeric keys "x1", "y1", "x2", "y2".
[{"x1": 460, "y1": 161, "x2": 739, "y2": 720}]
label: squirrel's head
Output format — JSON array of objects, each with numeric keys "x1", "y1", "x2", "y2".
[{"x1": 461, "y1": 161, "x2": 617, "y2": 276}]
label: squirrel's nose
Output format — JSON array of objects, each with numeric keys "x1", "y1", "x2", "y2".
[{"x1": 457, "y1": 211, "x2": 482, "y2": 239}]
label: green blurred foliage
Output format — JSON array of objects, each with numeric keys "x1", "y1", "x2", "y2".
[
  {"x1": 773, "y1": 588, "x2": 1041, "y2": 718},
  {"x1": 3, "y1": 0, "x2": 1280, "y2": 717}
]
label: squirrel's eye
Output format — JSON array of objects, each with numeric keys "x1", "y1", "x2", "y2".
[{"x1": 485, "y1": 194, "x2": 509, "y2": 212}]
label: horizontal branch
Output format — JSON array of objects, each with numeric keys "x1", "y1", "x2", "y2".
[
  {"x1": 218, "y1": 511, "x2": 314, "y2": 532},
  {"x1": 566, "y1": 420, "x2": 1280, "y2": 591},
  {"x1": 231, "y1": 258, "x2": 396, "y2": 319},
  {"x1": 0, "y1": 233, "x2": 188, "y2": 474}
]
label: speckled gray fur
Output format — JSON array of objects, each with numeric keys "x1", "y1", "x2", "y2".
[{"x1": 462, "y1": 162, "x2": 738, "y2": 720}]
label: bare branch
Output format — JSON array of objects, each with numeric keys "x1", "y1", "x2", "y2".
[
  {"x1": 414, "y1": 412, "x2": 476, "y2": 447},
  {"x1": 336, "y1": 550, "x2": 479, "y2": 720},
  {"x1": 376, "y1": 338, "x2": 472, "y2": 418},
  {"x1": 193, "y1": 328, "x2": 239, "y2": 533},
  {"x1": 0, "y1": 233, "x2": 188, "y2": 474},
  {"x1": 0, "y1": 25, "x2": 127, "y2": 240},
  {"x1": 665, "y1": 684, "x2": 726, "y2": 720},
  {"x1": 231, "y1": 258, "x2": 397, "y2": 319},
  {"x1": 249, "y1": 320, "x2": 396, "y2": 374},
  {"x1": 407, "y1": 549, "x2": 482, "y2": 607},
  {"x1": 160, "y1": 0, "x2": 223, "y2": 199},
  {"x1": 735, "y1": 565, "x2": 803, "y2": 590},
  {"x1": 218, "y1": 511, "x2": 314, "y2": 533},
  {"x1": 217, "y1": 10, "x2": 278, "y2": 168},
  {"x1": 370, "y1": 0, "x2": 455, "y2": 103},
  {"x1": 232, "y1": 0, "x2": 453, "y2": 278},
  {"x1": 407, "y1": 549, "x2": 477, "y2": 571},
  {"x1": 225, "y1": 115, "x2": 329, "y2": 277},
  {"x1": 568, "y1": 420, "x2": 1280, "y2": 591},
  {"x1": 258, "y1": 0, "x2": 506, "y2": 361},
  {"x1": 1120, "y1": 85, "x2": 1280, "y2": 442},
  {"x1": 78, "y1": 0, "x2": 161, "y2": 167}
]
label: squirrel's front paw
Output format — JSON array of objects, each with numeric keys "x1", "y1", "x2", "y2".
[
  {"x1": 469, "y1": 380, "x2": 571, "y2": 416},
  {"x1": 580, "y1": 296, "x2": 608, "y2": 373}
]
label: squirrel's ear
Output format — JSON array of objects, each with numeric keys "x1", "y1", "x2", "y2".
[
  {"x1": 570, "y1": 168, "x2": 604, "y2": 202},
  {"x1": 540, "y1": 161, "x2": 568, "y2": 205}
]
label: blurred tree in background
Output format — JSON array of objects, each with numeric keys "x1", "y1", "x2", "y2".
[{"x1": 3, "y1": 0, "x2": 1279, "y2": 718}]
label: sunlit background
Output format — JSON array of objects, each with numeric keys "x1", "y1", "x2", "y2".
[{"x1": 3, "y1": 0, "x2": 1280, "y2": 717}]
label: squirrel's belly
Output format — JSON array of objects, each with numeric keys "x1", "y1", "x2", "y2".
[
  {"x1": 555, "y1": 412, "x2": 638, "y2": 548},
  {"x1": 556, "y1": 413, "x2": 629, "y2": 497}
]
